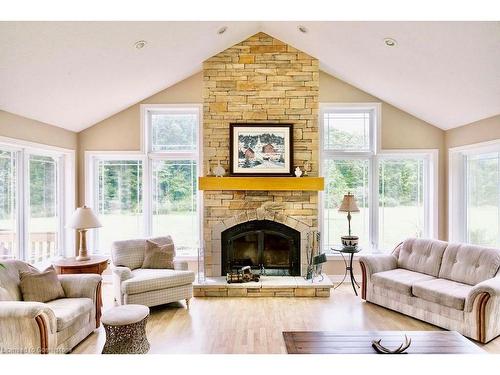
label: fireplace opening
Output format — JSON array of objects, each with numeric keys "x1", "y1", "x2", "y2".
[{"x1": 221, "y1": 220, "x2": 300, "y2": 276}]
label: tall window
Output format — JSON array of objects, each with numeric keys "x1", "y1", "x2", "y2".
[
  {"x1": 0, "y1": 141, "x2": 74, "y2": 263},
  {"x1": 94, "y1": 159, "x2": 144, "y2": 252},
  {"x1": 87, "y1": 105, "x2": 200, "y2": 257},
  {"x1": 321, "y1": 104, "x2": 436, "y2": 253},
  {"x1": 148, "y1": 107, "x2": 199, "y2": 256},
  {"x1": 449, "y1": 144, "x2": 500, "y2": 247},
  {"x1": 0, "y1": 150, "x2": 17, "y2": 258}
]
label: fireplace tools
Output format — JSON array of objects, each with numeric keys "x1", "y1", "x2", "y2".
[{"x1": 226, "y1": 266, "x2": 261, "y2": 284}]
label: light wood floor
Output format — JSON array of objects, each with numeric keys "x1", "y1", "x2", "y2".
[{"x1": 72, "y1": 281, "x2": 500, "y2": 354}]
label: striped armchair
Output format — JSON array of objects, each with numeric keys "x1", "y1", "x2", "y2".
[{"x1": 111, "y1": 236, "x2": 195, "y2": 309}]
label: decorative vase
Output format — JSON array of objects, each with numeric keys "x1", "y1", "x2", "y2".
[
  {"x1": 294, "y1": 166, "x2": 303, "y2": 178},
  {"x1": 341, "y1": 235, "x2": 359, "y2": 248}
]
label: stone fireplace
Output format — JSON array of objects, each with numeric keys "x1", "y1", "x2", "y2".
[{"x1": 202, "y1": 33, "x2": 319, "y2": 277}]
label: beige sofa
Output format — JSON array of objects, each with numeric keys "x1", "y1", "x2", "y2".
[
  {"x1": 111, "y1": 236, "x2": 195, "y2": 308},
  {"x1": 0, "y1": 260, "x2": 102, "y2": 353},
  {"x1": 359, "y1": 238, "x2": 500, "y2": 343}
]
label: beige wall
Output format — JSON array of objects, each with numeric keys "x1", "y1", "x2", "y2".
[
  {"x1": 77, "y1": 72, "x2": 203, "y2": 205},
  {"x1": 445, "y1": 115, "x2": 500, "y2": 149},
  {"x1": 0, "y1": 110, "x2": 77, "y2": 149},
  {"x1": 319, "y1": 72, "x2": 446, "y2": 240}
]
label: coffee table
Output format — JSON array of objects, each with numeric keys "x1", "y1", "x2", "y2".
[{"x1": 283, "y1": 331, "x2": 484, "y2": 354}]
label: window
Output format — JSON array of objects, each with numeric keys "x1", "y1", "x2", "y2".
[
  {"x1": 0, "y1": 139, "x2": 74, "y2": 263},
  {"x1": 86, "y1": 105, "x2": 201, "y2": 257},
  {"x1": 94, "y1": 159, "x2": 144, "y2": 252},
  {"x1": 449, "y1": 142, "x2": 500, "y2": 247},
  {"x1": 321, "y1": 104, "x2": 436, "y2": 253},
  {"x1": 0, "y1": 150, "x2": 16, "y2": 258}
]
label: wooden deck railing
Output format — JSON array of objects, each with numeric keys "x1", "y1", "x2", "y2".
[{"x1": 0, "y1": 231, "x2": 57, "y2": 263}]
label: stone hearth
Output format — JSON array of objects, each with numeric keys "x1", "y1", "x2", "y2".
[{"x1": 193, "y1": 275, "x2": 333, "y2": 297}]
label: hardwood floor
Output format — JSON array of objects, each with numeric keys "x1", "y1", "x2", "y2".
[{"x1": 72, "y1": 281, "x2": 500, "y2": 354}]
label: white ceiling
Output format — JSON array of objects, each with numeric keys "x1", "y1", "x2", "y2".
[{"x1": 0, "y1": 21, "x2": 499, "y2": 132}]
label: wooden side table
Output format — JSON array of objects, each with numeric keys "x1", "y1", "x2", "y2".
[{"x1": 53, "y1": 256, "x2": 109, "y2": 275}]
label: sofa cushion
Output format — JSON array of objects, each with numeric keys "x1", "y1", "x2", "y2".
[
  {"x1": 111, "y1": 236, "x2": 174, "y2": 270},
  {"x1": 122, "y1": 269, "x2": 195, "y2": 295},
  {"x1": 371, "y1": 268, "x2": 436, "y2": 296},
  {"x1": 438, "y1": 243, "x2": 500, "y2": 285},
  {"x1": 0, "y1": 260, "x2": 39, "y2": 301},
  {"x1": 412, "y1": 278, "x2": 471, "y2": 310},
  {"x1": 45, "y1": 297, "x2": 93, "y2": 331},
  {"x1": 396, "y1": 238, "x2": 448, "y2": 277},
  {"x1": 19, "y1": 265, "x2": 65, "y2": 303}
]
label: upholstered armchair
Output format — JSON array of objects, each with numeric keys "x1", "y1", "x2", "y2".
[
  {"x1": 0, "y1": 260, "x2": 102, "y2": 354},
  {"x1": 111, "y1": 236, "x2": 195, "y2": 308}
]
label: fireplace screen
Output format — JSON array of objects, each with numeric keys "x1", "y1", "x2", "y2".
[{"x1": 221, "y1": 220, "x2": 300, "y2": 276}]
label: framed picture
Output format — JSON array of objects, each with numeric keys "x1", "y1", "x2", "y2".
[{"x1": 229, "y1": 123, "x2": 293, "y2": 176}]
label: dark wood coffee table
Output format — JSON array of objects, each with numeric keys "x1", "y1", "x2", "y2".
[{"x1": 283, "y1": 331, "x2": 484, "y2": 354}]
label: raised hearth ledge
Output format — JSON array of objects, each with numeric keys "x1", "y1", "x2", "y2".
[
  {"x1": 198, "y1": 177, "x2": 324, "y2": 191},
  {"x1": 193, "y1": 275, "x2": 333, "y2": 297}
]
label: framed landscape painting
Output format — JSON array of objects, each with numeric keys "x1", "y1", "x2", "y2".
[{"x1": 229, "y1": 123, "x2": 293, "y2": 176}]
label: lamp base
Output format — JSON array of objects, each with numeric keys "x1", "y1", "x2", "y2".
[{"x1": 341, "y1": 235, "x2": 359, "y2": 248}]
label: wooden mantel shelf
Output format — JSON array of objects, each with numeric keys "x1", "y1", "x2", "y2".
[{"x1": 198, "y1": 177, "x2": 324, "y2": 191}]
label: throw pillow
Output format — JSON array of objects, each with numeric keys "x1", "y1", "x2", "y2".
[
  {"x1": 141, "y1": 240, "x2": 175, "y2": 269},
  {"x1": 19, "y1": 265, "x2": 65, "y2": 303}
]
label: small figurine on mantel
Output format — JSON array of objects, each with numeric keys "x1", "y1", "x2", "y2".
[
  {"x1": 303, "y1": 161, "x2": 311, "y2": 176},
  {"x1": 294, "y1": 166, "x2": 303, "y2": 178},
  {"x1": 213, "y1": 161, "x2": 226, "y2": 177}
]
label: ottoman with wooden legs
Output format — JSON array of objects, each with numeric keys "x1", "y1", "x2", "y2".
[{"x1": 101, "y1": 304, "x2": 150, "y2": 354}]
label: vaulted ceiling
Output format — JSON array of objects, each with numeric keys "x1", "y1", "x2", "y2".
[{"x1": 0, "y1": 21, "x2": 499, "y2": 132}]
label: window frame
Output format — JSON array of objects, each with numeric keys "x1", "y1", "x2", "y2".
[
  {"x1": 85, "y1": 104, "x2": 202, "y2": 259},
  {"x1": 449, "y1": 139, "x2": 500, "y2": 245},
  {"x1": 319, "y1": 103, "x2": 438, "y2": 254},
  {"x1": 0, "y1": 136, "x2": 75, "y2": 263}
]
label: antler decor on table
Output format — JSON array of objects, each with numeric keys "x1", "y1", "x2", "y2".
[{"x1": 371, "y1": 334, "x2": 412, "y2": 354}]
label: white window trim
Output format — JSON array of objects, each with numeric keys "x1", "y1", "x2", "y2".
[
  {"x1": 0, "y1": 136, "x2": 75, "y2": 262},
  {"x1": 319, "y1": 104, "x2": 438, "y2": 255},
  {"x1": 448, "y1": 139, "x2": 500, "y2": 244},
  {"x1": 85, "y1": 104, "x2": 203, "y2": 259}
]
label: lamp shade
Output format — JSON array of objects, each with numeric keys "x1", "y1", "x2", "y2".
[
  {"x1": 67, "y1": 206, "x2": 102, "y2": 229},
  {"x1": 338, "y1": 193, "x2": 360, "y2": 213}
]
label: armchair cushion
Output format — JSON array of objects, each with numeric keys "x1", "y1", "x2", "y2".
[
  {"x1": 141, "y1": 240, "x2": 175, "y2": 269},
  {"x1": 112, "y1": 236, "x2": 174, "y2": 270},
  {"x1": 19, "y1": 265, "x2": 65, "y2": 303},
  {"x1": 412, "y1": 278, "x2": 472, "y2": 310},
  {"x1": 45, "y1": 298, "x2": 93, "y2": 331},
  {"x1": 122, "y1": 269, "x2": 195, "y2": 295},
  {"x1": 372, "y1": 269, "x2": 435, "y2": 296}
]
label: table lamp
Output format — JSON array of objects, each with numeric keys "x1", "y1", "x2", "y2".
[
  {"x1": 68, "y1": 206, "x2": 102, "y2": 261},
  {"x1": 338, "y1": 192, "x2": 360, "y2": 248}
]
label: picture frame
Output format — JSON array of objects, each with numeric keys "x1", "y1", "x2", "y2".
[{"x1": 229, "y1": 123, "x2": 293, "y2": 176}]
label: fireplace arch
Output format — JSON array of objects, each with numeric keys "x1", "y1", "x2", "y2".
[{"x1": 221, "y1": 220, "x2": 300, "y2": 276}]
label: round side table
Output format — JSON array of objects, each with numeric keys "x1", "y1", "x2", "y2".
[
  {"x1": 331, "y1": 247, "x2": 362, "y2": 296},
  {"x1": 101, "y1": 304, "x2": 150, "y2": 354},
  {"x1": 53, "y1": 256, "x2": 109, "y2": 275}
]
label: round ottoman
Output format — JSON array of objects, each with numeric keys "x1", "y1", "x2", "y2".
[{"x1": 101, "y1": 304, "x2": 150, "y2": 354}]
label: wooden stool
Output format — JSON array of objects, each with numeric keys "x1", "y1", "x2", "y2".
[{"x1": 101, "y1": 304, "x2": 150, "y2": 354}]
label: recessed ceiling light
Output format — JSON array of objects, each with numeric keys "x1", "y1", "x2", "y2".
[
  {"x1": 217, "y1": 26, "x2": 228, "y2": 35},
  {"x1": 298, "y1": 25, "x2": 308, "y2": 34},
  {"x1": 384, "y1": 38, "x2": 397, "y2": 47},
  {"x1": 134, "y1": 40, "x2": 147, "y2": 49}
]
